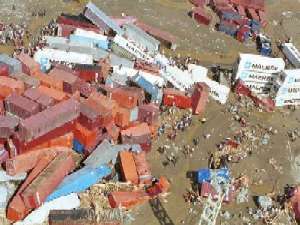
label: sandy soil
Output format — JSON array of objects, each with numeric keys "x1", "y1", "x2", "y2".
[{"x1": 1, "y1": 0, "x2": 300, "y2": 224}]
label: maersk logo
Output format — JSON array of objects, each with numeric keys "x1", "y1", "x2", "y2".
[{"x1": 244, "y1": 61, "x2": 252, "y2": 69}]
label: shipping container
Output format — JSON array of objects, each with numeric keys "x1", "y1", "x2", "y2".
[
  {"x1": 0, "y1": 115, "x2": 19, "y2": 138},
  {"x1": 84, "y1": 139, "x2": 129, "y2": 167},
  {"x1": 282, "y1": 43, "x2": 300, "y2": 68},
  {"x1": 23, "y1": 88, "x2": 55, "y2": 110},
  {"x1": 123, "y1": 23, "x2": 160, "y2": 53},
  {"x1": 108, "y1": 191, "x2": 149, "y2": 209},
  {"x1": 18, "y1": 98, "x2": 80, "y2": 142},
  {"x1": 0, "y1": 64, "x2": 9, "y2": 76},
  {"x1": 10, "y1": 72, "x2": 40, "y2": 88},
  {"x1": 49, "y1": 68, "x2": 79, "y2": 94},
  {"x1": 237, "y1": 25, "x2": 251, "y2": 42},
  {"x1": 218, "y1": 21, "x2": 238, "y2": 37},
  {"x1": 7, "y1": 154, "x2": 56, "y2": 221},
  {"x1": 0, "y1": 76, "x2": 25, "y2": 97},
  {"x1": 49, "y1": 209, "x2": 121, "y2": 225},
  {"x1": 133, "y1": 151, "x2": 152, "y2": 184},
  {"x1": 31, "y1": 68, "x2": 64, "y2": 91},
  {"x1": 21, "y1": 152, "x2": 75, "y2": 209},
  {"x1": 5, "y1": 147, "x2": 71, "y2": 176},
  {"x1": 46, "y1": 165, "x2": 111, "y2": 202},
  {"x1": 163, "y1": 88, "x2": 192, "y2": 109},
  {"x1": 38, "y1": 85, "x2": 67, "y2": 102},
  {"x1": 192, "y1": 7, "x2": 211, "y2": 26},
  {"x1": 121, "y1": 122, "x2": 151, "y2": 144},
  {"x1": 5, "y1": 94, "x2": 40, "y2": 119},
  {"x1": 57, "y1": 14, "x2": 98, "y2": 29},
  {"x1": 146, "y1": 176, "x2": 170, "y2": 196},
  {"x1": 84, "y1": 2, "x2": 124, "y2": 35},
  {"x1": 105, "y1": 121, "x2": 120, "y2": 142},
  {"x1": 16, "y1": 53, "x2": 39, "y2": 75},
  {"x1": 111, "y1": 88, "x2": 139, "y2": 109},
  {"x1": 119, "y1": 151, "x2": 139, "y2": 184},
  {"x1": 138, "y1": 103, "x2": 159, "y2": 124},
  {"x1": 74, "y1": 122, "x2": 100, "y2": 149},
  {"x1": 134, "y1": 60, "x2": 160, "y2": 75},
  {"x1": 73, "y1": 64, "x2": 102, "y2": 82},
  {"x1": 191, "y1": 82, "x2": 209, "y2": 115},
  {"x1": 135, "y1": 21, "x2": 177, "y2": 49},
  {"x1": 0, "y1": 54, "x2": 22, "y2": 74}
]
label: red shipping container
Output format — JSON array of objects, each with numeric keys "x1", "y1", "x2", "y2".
[
  {"x1": 0, "y1": 64, "x2": 9, "y2": 76},
  {"x1": 119, "y1": 151, "x2": 139, "y2": 184},
  {"x1": 84, "y1": 129, "x2": 105, "y2": 156},
  {"x1": 258, "y1": 10, "x2": 267, "y2": 27},
  {"x1": 89, "y1": 92, "x2": 119, "y2": 118},
  {"x1": 18, "y1": 98, "x2": 79, "y2": 143},
  {"x1": 5, "y1": 94, "x2": 40, "y2": 119},
  {"x1": 247, "y1": 8, "x2": 260, "y2": 21},
  {"x1": 38, "y1": 85, "x2": 67, "y2": 102},
  {"x1": 73, "y1": 64, "x2": 102, "y2": 82},
  {"x1": 236, "y1": 5, "x2": 247, "y2": 17},
  {"x1": 0, "y1": 147, "x2": 8, "y2": 164},
  {"x1": 74, "y1": 122, "x2": 99, "y2": 148},
  {"x1": 163, "y1": 88, "x2": 192, "y2": 109},
  {"x1": 114, "y1": 107, "x2": 131, "y2": 128},
  {"x1": 0, "y1": 100, "x2": 4, "y2": 115},
  {"x1": 31, "y1": 68, "x2": 64, "y2": 91},
  {"x1": 21, "y1": 152, "x2": 75, "y2": 209},
  {"x1": 237, "y1": 25, "x2": 251, "y2": 42},
  {"x1": 146, "y1": 176, "x2": 170, "y2": 197},
  {"x1": 14, "y1": 120, "x2": 76, "y2": 154},
  {"x1": 57, "y1": 15, "x2": 98, "y2": 30},
  {"x1": 0, "y1": 115, "x2": 19, "y2": 138},
  {"x1": 134, "y1": 60, "x2": 160, "y2": 75},
  {"x1": 133, "y1": 151, "x2": 152, "y2": 184},
  {"x1": 111, "y1": 88, "x2": 139, "y2": 109},
  {"x1": 23, "y1": 88, "x2": 55, "y2": 110},
  {"x1": 49, "y1": 68, "x2": 79, "y2": 94},
  {"x1": 191, "y1": 82, "x2": 209, "y2": 115},
  {"x1": 0, "y1": 76, "x2": 25, "y2": 96},
  {"x1": 121, "y1": 123, "x2": 151, "y2": 144},
  {"x1": 7, "y1": 153, "x2": 56, "y2": 221},
  {"x1": 108, "y1": 191, "x2": 149, "y2": 209},
  {"x1": 138, "y1": 103, "x2": 159, "y2": 125},
  {"x1": 5, "y1": 146, "x2": 71, "y2": 176},
  {"x1": 192, "y1": 7, "x2": 211, "y2": 26},
  {"x1": 16, "y1": 53, "x2": 39, "y2": 75},
  {"x1": 105, "y1": 121, "x2": 120, "y2": 143}
]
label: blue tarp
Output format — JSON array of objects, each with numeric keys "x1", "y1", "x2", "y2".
[
  {"x1": 196, "y1": 168, "x2": 230, "y2": 184},
  {"x1": 46, "y1": 165, "x2": 112, "y2": 202}
]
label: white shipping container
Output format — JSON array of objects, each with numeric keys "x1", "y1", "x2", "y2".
[
  {"x1": 236, "y1": 54, "x2": 285, "y2": 76},
  {"x1": 113, "y1": 35, "x2": 154, "y2": 63},
  {"x1": 282, "y1": 43, "x2": 300, "y2": 68},
  {"x1": 34, "y1": 48, "x2": 94, "y2": 65}
]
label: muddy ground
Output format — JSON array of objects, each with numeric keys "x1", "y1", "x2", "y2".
[{"x1": 1, "y1": 0, "x2": 300, "y2": 225}]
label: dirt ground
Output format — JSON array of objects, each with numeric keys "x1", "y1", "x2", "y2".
[{"x1": 1, "y1": 0, "x2": 300, "y2": 225}]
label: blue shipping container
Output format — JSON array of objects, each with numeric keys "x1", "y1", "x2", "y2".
[
  {"x1": 218, "y1": 23, "x2": 238, "y2": 37},
  {"x1": 73, "y1": 139, "x2": 84, "y2": 154},
  {"x1": 46, "y1": 165, "x2": 112, "y2": 202},
  {"x1": 69, "y1": 34, "x2": 109, "y2": 50}
]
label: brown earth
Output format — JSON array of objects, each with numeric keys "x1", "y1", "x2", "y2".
[{"x1": 1, "y1": 0, "x2": 300, "y2": 225}]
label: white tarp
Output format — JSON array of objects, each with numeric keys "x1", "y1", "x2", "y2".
[
  {"x1": 275, "y1": 69, "x2": 300, "y2": 106},
  {"x1": 113, "y1": 35, "x2": 154, "y2": 63},
  {"x1": 34, "y1": 48, "x2": 93, "y2": 65},
  {"x1": 282, "y1": 43, "x2": 300, "y2": 68},
  {"x1": 14, "y1": 193, "x2": 80, "y2": 225},
  {"x1": 236, "y1": 54, "x2": 285, "y2": 76}
]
